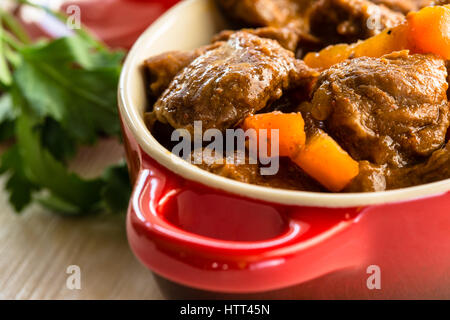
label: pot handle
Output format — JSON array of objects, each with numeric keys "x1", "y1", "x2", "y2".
[{"x1": 127, "y1": 164, "x2": 367, "y2": 292}]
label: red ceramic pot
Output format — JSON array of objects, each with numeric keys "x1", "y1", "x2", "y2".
[{"x1": 118, "y1": 0, "x2": 450, "y2": 298}]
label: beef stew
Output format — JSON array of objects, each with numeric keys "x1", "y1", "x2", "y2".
[{"x1": 143, "y1": 2, "x2": 450, "y2": 193}]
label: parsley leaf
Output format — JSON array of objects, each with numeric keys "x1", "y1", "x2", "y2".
[
  {"x1": 0, "y1": 3, "x2": 131, "y2": 215},
  {"x1": 16, "y1": 108, "x2": 105, "y2": 211},
  {"x1": 14, "y1": 36, "x2": 124, "y2": 144},
  {"x1": 0, "y1": 145, "x2": 38, "y2": 211}
]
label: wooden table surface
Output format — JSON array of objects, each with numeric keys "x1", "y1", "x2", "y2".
[{"x1": 0, "y1": 139, "x2": 164, "y2": 300}]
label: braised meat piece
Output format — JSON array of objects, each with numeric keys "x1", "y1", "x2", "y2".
[
  {"x1": 371, "y1": 0, "x2": 429, "y2": 13},
  {"x1": 154, "y1": 32, "x2": 318, "y2": 134},
  {"x1": 193, "y1": 150, "x2": 261, "y2": 184},
  {"x1": 195, "y1": 151, "x2": 324, "y2": 191},
  {"x1": 344, "y1": 161, "x2": 387, "y2": 192},
  {"x1": 144, "y1": 43, "x2": 222, "y2": 98},
  {"x1": 217, "y1": 0, "x2": 404, "y2": 46},
  {"x1": 216, "y1": 0, "x2": 313, "y2": 28},
  {"x1": 371, "y1": 0, "x2": 449, "y2": 14},
  {"x1": 212, "y1": 26, "x2": 318, "y2": 52},
  {"x1": 309, "y1": 0, "x2": 405, "y2": 44},
  {"x1": 345, "y1": 141, "x2": 450, "y2": 192},
  {"x1": 436, "y1": 0, "x2": 450, "y2": 5},
  {"x1": 310, "y1": 51, "x2": 449, "y2": 167},
  {"x1": 212, "y1": 26, "x2": 323, "y2": 57},
  {"x1": 387, "y1": 142, "x2": 450, "y2": 188},
  {"x1": 215, "y1": 1, "x2": 321, "y2": 54}
]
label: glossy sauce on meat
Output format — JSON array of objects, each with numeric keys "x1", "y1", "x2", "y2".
[
  {"x1": 153, "y1": 31, "x2": 317, "y2": 134},
  {"x1": 309, "y1": 0, "x2": 405, "y2": 44},
  {"x1": 310, "y1": 51, "x2": 449, "y2": 167}
]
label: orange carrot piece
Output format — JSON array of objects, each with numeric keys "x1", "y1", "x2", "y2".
[
  {"x1": 242, "y1": 112, "x2": 306, "y2": 157},
  {"x1": 407, "y1": 5, "x2": 450, "y2": 60},
  {"x1": 293, "y1": 131, "x2": 359, "y2": 192},
  {"x1": 304, "y1": 5, "x2": 450, "y2": 69},
  {"x1": 303, "y1": 24, "x2": 409, "y2": 69},
  {"x1": 303, "y1": 43, "x2": 357, "y2": 70}
]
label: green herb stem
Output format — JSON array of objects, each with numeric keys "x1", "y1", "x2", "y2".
[
  {"x1": 0, "y1": 16, "x2": 13, "y2": 87},
  {"x1": 0, "y1": 9, "x2": 31, "y2": 45},
  {"x1": 1, "y1": 30, "x2": 23, "y2": 51}
]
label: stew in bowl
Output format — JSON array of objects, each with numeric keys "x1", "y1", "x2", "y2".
[{"x1": 142, "y1": 1, "x2": 450, "y2": 194}]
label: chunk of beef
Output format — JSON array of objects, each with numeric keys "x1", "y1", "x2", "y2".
[
  {"x1": 346, "y1": 141, "x2": 450, "y2": 192},
  {"x1": 144, "y1": 43, "x2": 222, "y2": 98},
  {"x1": 344, "y1": 161, "x2": 387, "y2": 192},
  {"x1": 195, "y1": 151, "x2": 324, "y2": 191},
  {"x1": 212, "y1": 26, "x2": 323, "y2": 57},
  {"x1": 309, "y1": 0, "x2": 405, "y2": 44},
  {"x1": 216, "y1": 0, "x2": 313, "y2": 28},
  {"x1": 193, "y1": 150, "x2": 261, "y2": 184},
  {"x1": 310, "y1": 51, "x2": 449, "y2": 167},
  {"x1": 371, "y1": 0, "x2": 448, "y2": 14},
  {"x1": 386, "y1": 142, "x2": 450, "y2": 188},
  {"x1": 215, "y1": 1, "x2": 322, "y2": 53},
  {"x1": 154, "y1": 32, "x2": 318, "y2": 134},
  {"x1": 212, "y1": 26, "x2": 311, "y2": 52},
  {"x1": 371, "y1": 0, "x2": 429, "y2": 13}
]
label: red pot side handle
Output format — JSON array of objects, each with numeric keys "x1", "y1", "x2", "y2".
[{"x1": 124, "y1": 142, "x2": 369, "y2": 292}]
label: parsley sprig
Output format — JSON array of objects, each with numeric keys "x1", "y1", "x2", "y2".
[{"x1": 0, "y1": 2, "x2": 131, "y2": 215}]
